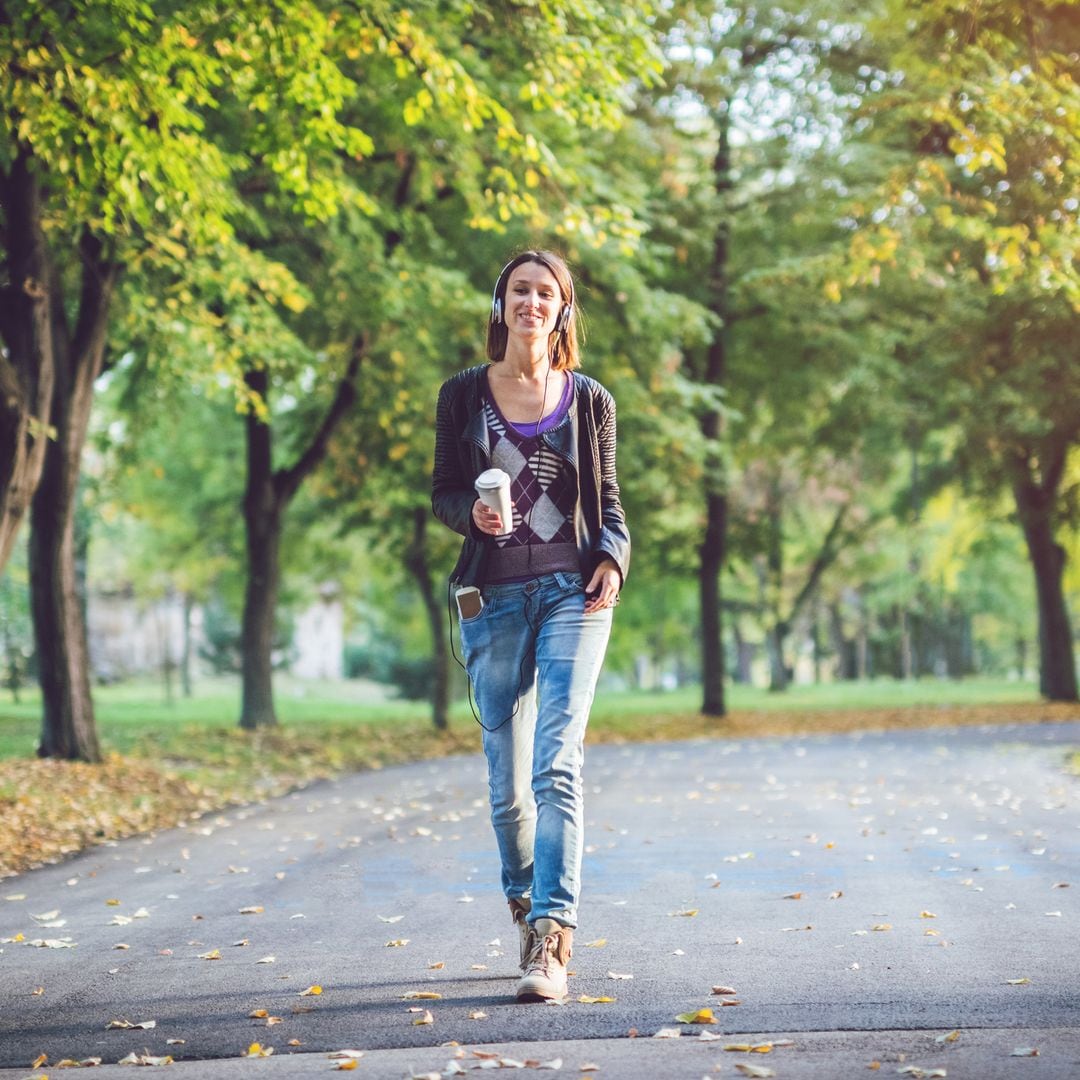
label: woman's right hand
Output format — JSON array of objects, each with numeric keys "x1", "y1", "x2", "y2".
[{"x1": 473, "y1": 498, "x2": 512, "y2": 535}]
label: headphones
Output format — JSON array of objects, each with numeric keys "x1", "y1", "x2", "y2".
[{"x1": 490, "y1": 253, "x2": 574, "y2": 334}]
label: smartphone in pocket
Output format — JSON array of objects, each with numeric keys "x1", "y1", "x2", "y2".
[{"x1": 455, "y1": 586, "x2": 483, "y2": 620}]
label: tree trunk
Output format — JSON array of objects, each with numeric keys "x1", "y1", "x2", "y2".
[
  {"x1": 238, "y1": 340, "x2": 363, "y2": 729},
  {"x1": 29, "y1": 230, "x2": 117, "y2": 762},
  {"x1": 699, "y1": 101, "x2": 732, "y2": 717},
  {"x1": 180, "y1": 592, "x2": 194, "y2": 697},
  {"x1": 1012, "y1": 474, "x2": 1077, "y2": 701},
  {"x1": 240, "y1": 368, "x2": 281, "y2": 729},
  {"x1": 404, "y1": 508, "x2": 449, "y2": 730},
  {"x1": 0, "y1": 150, "x2": 56, "y2": 575}
]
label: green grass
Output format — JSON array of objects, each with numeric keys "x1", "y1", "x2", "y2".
[{"x1": 0, "y1": 673, "x2": 1044, "y2": 760}]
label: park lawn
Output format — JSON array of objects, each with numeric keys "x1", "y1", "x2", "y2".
[{"x1": 1, "y1": 675, "x2": 1078, "y2": 880}]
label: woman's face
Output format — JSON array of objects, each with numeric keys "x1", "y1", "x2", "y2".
[{"x1": 503, "y1": 261, "x2": 564, "y2": 343}]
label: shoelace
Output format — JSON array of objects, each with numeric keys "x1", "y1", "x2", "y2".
[{"x1": 524, "y1": 933, "x2": 559, "y2": 976}]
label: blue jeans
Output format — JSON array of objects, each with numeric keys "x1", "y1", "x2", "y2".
[{"x1": 459, "y1": 571, "x2": 613, "y2": 929}]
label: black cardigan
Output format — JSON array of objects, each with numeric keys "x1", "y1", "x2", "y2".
[{"x1": 431, "y1": 365, "x2": 631, "y2": 589}]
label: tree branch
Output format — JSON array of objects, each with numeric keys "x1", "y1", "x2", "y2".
[{"x1": 274, "y1": 332, "x2": 366, "y2": 505}]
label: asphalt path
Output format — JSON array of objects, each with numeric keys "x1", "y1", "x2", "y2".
[{"x1": 2, "y1": 720, "x2": 1079, "y2": 1079}]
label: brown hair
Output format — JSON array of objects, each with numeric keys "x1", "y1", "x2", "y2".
[{"x1": 485, "y1": 250, "x2": 581, "y2": 370}]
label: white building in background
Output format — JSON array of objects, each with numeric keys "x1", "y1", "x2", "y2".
[
  {"x1": 290, "y1": 583, "x2": 345, "y2": 680},
  {"x1": 86, "y1": 584, "x2": 344, "y2": 682}
]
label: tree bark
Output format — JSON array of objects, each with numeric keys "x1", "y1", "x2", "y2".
[
  {"x1": 30, "y1": 232, "x2": 117, "y2": 762},
  {"x1": 0, "y1": 150, "x2": 56, "y2": 575},
  {"x1": 239, "y1": 339, "x2": 364, "y2": 729},
  {"x1": 404, "y1": 507, "x2": 449, "y2": 730},
  {"x1": 1012, "y1": 468, "x2": 1077, "y2": 701},
  {"x1": 699, "y1": 101, "x2": 731, "y2": 717}
]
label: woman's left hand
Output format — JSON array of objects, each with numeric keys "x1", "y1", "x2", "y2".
[{"x1": 584, "y1": 558, "x2": 621, "y2": 615}]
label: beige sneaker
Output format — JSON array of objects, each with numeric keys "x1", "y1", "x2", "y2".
[
  {"x1": 516, "y1": 917, "x2": 573, "y2": 1002},
  {"x1": 508, "y1": 897, "x2": 533, "y2": 971}
]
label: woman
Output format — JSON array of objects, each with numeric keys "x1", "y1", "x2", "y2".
[{"x1": 431, "y1": 250, "x2": 630, "y2": 1002}]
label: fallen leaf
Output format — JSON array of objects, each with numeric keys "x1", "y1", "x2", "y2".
[
  {"x1": 428, "y1": 961, "x2": 445, "y2": 969},
  {"x1": 166, "y1": 1039, "x2": 185, "y2": 1045},
  {"x1": 256, "y1": 955, "x2": 275, "y2": 964},
  {"x1": 298, "y1": 985, "x2": 322, "y2": 996},
  {"x1": 583, "y1": 939, "x2": 607, "y2": 947},
  {"x1": 32, "y1": 1053, "x2": 47, "y2": 1068},
  {"x1": 249, "y1": 1009, "x2": 269, "y2": 1019},
  {"x1": 1011, "y1": 1048, "x2": 1039, "y2": 1057},
  {"x1": 829, "y1": 890, "x2": 844, "y2": 899},
  {"x1": 116, "y1": 1052, "x2": 173, "y2": 1065},
  {"x1": 670, "y1": 909, "x2": 698, "y2": 917},
  {"x1": 734, "y1": 1065, "x2": 775, "y2": 1078},
  {"x1": 27, "y1": 937, "x2": 76, "y2": 948},
  {"x1": 935, "y1": 1030, "x2": 960, "y2": 1044},
  {"x1": 243, "y1": 1042, "x2": 274, "y2": 1058},
  {"x1": 1005, "y1": 978, "x2": 1031, "y2": 985},
  {"x1": 336, "y1": 1062, "x2": 359, "y2": 1072},
  {"x1": 577, "y1": 995, "x2": 615, "y2": 1004},
  {"x1": 402, "y1": 991, "x2": 442, "y2": 1000},
  {"x1": 538, "y1": 1058, "x2": 563, "y2": 1069},
  {"x1": 238, "y1": 906, "x2": 264, "y2": 915},
  {"x1": 106, "y1": 1018, "x2": 156, "y2": 1030},
  {"x1": 712, "y1": 985, "x2": 738, "y2": 995},
  {"x1": 920, "y1": 911, "x2": 937, "y2": 919},
  {"x1": 31, "y1": 986, "x2": 44, "y2": 996},
  {"x1": 470, "y1": 964, "x2": 488, "y2": 970},
  {"x1": 31, "y1": 909, "x2": 60, "y2": 921},
  {"x1": 1, "y1": 933, "x2": 25, "y2": 943},
  {"x1": 783, "y1": 892, "x2": 803, "y2": 900},
  {"x1": 871, "y1": 924, "x2": 892, "y2": 932},
  {"x1": 468, "y1": 1010, "x2": 488, "y2": 1020},
  {"x1": 675, "y1": 1008, "x2": 715, "y2": 1024},
  {"x1": 652, "y1": 1028, "x2": 681, "y2": 1039},
  {"x1": 580, "y1": 1064, "x2": 600, "y2": 1072},
  {"x1": 56, "y1": 1058, "x2": 103, "y2": 1068},
  {"x1": 378, "y1": 914, "x2": 404, "y2": 923},
  {"x1": 328, "y1": 1051, "x2": 365, "y2": 1060},
  {"x1": 413, "y1": 1009, "x2": 434, "y2": 1026},
  {"x1": 607, "y1": 971, "x2": 633, "y2": 980},
  {"x1": 198, "y1": 949, "x2": 221, "y2": 960},
  {"x1": 896, "y1": 1069, "x2": 946, "y2": 1078},
  {"x1": 5, "y1": 893, "x2": 28, "y2": 901}
]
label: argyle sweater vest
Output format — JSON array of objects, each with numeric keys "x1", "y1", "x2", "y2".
[{"x1": 484, "y1": 399, "x2": 579, "y2": 582}]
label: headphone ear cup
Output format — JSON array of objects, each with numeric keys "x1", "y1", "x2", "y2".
[
  {"x1": 491, "y1": 297, "x2": 503, "y2": 325},
  {"x1": 557, "y1": 304, "x2": 572, "y2": 333}
]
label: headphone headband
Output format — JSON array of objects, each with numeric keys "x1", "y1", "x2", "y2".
[{"x1": 490, "y1": 252, "x2": 574, "y2": 334}]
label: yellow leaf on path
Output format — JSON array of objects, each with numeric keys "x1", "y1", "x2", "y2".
[
  {"x1": 469, "y1": 1011, "x2": 488, "y2": 1020},
  {"x1": 198, "y1": 949, "x2": 221, "y2": 960},
  {"x1": 106, "y1": 898, "x2": 121, "y2": 906},
  {"x1": 386, "y1": 939, "x2": 409, "y2": 947},
  {"x1": 577, "y1": 995, "x2": 615, "y2": 1004},
  {"x1": 675, "y1": 1008, "x2": 715, "y2": 1024},
  {"x1": 32, "y1": 1053, "x2": 47, "y2": 1068},
  {"x1": 239, "y1": 906, "x2": 264, "y2": 915},
  {"x1": 5, "y1": 893, "x2": 28, "y2": 901},
  {"x1": 583, "y1": 939, "x2": 607, "y2": 947},
  {"x1": 31, "y1": 986, "x2": 44, "y2": 996},
  {"x1": 244, "y1": 1042, "x2": 274, "y2": 1058},
  {"x1": 868, "y1": 1062, "x2": 881, "y2": 1071},
  {"x1": 298, "y1": 985, "x2": 322, "y2": 996},
  {"x1": 402, "y1": 991, "x2": 442, "y2": 999},
  {"x1": 265, "y1": 1016, "x2": 283, "y2": 1026},
  {"x1": 670, "y1": 909, "x2": 698, "y2": 917},
  {"x1": 935, "y1": 1030, "x2": 960, "y2": 1044},
  {"x1": 734, "y1": 1064, "x2": 775, "y2": 1078},
  {"x1": 412, "y1": 1009, "x2": 434, "y2": 1026},
  {"x1": 428, "y1": 961, "x2": 445, "y2": 969},
  {"x1": 336, "y1": 1062, "x2": 359, "y2": 1071},
  {"x1": 287, "y1": 1038, "x2": 301, "y2": 1046},
  {"x1": 1005, "y1": 977, "x2": 1031, "y2": 985},
  {"x1": 249, "y1": 1009, "x2": 268, "y2": 1019},
  {"x1": 2, "y1": 933, "x2": 25, "y2": 943},
  {"x1": 920, "y1": 911, "x2": 937, "y2": 918},
  {"x1": 871, "y1": 924, "x2": 892, "y2": 932},
  {"x1": 783, "y1": 892, "x2": 803, "y2": 900},
  {"x1": 118, "y1": 1052, "x2": 174, "y2": 1066}
]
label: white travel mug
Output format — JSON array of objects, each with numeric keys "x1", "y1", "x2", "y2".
[{"x1": 474, "y1": 468, "x2": 513, "y2": 537}]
